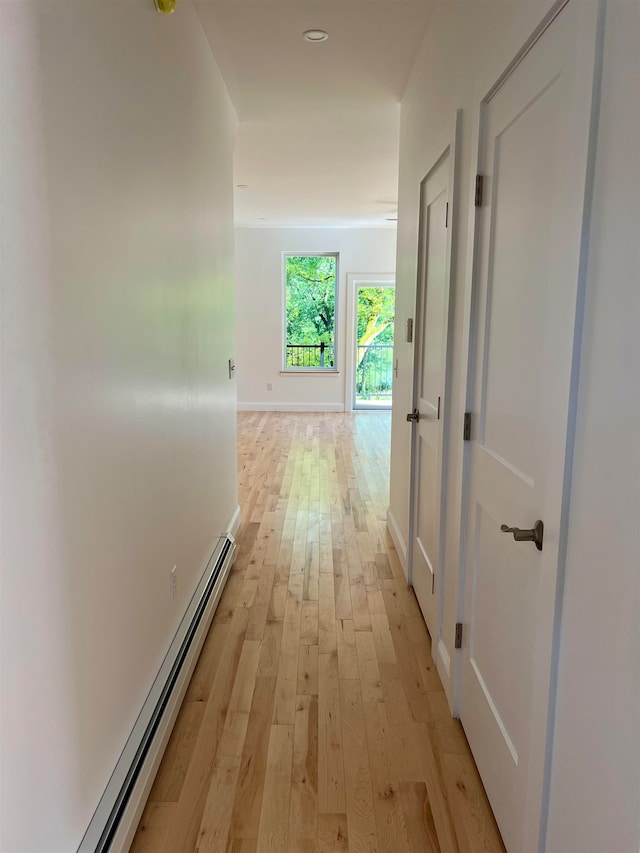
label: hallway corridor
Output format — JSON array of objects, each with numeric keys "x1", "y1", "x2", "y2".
[{"x1": 131, "y1": 412, "x2": 503, "y2": 853}]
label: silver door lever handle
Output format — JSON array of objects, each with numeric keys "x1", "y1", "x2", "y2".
[
  {"x1": 500, "y1": 520, "x2": 544, "y2": 551},
  {"x1": 406, "y1": 409, "x2": 420, "y2": 423}
]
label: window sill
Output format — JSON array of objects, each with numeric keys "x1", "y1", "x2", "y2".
[{"x1": 280, "y1": 369, "x2": 340, "y2": 376}]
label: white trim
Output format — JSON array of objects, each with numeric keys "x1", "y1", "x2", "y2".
[
  {"x1": 227, "y1": 505, "x2": 241, "y2": 539},
  {"x1": 237, "y1": 401, "x2": 345, "y2": 413},
  {"x1": 453, "y1": 95, "x2": 486, "y2": 717},
  {"x1": 436, "y1": 637, "x2": 451, "y2": 682},
  {"x1": 236, "y1": 224, "x2": 398, "y2": 231},
  {"x1": 344, "y1": 273, "x2": 396, "y2": 412},
  {"x1": 386, "y1": 507, "x2": 408, "y2": 580},
  {"x1": 280, "y1": 366, "x2": 339, "y2": 376}
]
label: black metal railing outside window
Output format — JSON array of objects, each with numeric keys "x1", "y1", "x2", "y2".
[
  {"x1": 356, "y1": 344, "x2": 393, "y2": 401},
  {"x1": 285, "y1": 343, "x2": 335, "y2": 369}
]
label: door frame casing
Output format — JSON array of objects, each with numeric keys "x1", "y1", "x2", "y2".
[
  {"x1": 407, "y1": 111, "x2": 461, "y2": 680},
  {"x1": 344, "y1": 273, "x2": 395, "y2": 412},
  {"x1": 453, "y1": 3, "x2": 605, "y2": 850}
]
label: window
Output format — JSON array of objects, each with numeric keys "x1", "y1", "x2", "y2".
[{"x1": 283, "y1": 254, "x2": 338, "y2": 371}]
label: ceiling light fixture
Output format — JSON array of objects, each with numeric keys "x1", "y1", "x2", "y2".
[{"x1": 303, "y1": 29, "x2": 329, "y2": 43}]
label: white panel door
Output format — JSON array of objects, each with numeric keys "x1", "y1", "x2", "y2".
[
  {"x1": 459, "y1": 4, "x2": 600, "y2": 851},
  {"x1": 410, "y1": 154, "x2": 451, "y2": 637}
]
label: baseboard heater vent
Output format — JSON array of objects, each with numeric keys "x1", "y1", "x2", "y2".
[{"x1": 78, "y1": 533, "x2": 236, "y2": 853}]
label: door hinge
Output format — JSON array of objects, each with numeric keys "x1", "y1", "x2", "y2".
[
  {"x1": 463, "y1": 412, "x2": 471, "y2": 441},
  {"x1": 406, "y1": 317, "x2": 414, "y2": 343},
  {"x1": 455, "y1": 622, "x2": 463, "y2": 649},
  {"x1": 445, "y1": 201, "x2": 449, "y2": 228},
  {"x1": 437, "y1": 395, "x2": 441, "y2": 420},
  {"x1": 474, "y1": 174, "x2": 484, "y2": 208},
  {"x1": 431, "y1": 573, "x2": 435, "y2": 595}
]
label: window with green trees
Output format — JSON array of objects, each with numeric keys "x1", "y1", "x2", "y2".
[{"x1": 284, "y1": 254, "x2": 338, "y2": 370}]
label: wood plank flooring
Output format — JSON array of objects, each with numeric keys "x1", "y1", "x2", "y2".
[{"x1": 131, "y1": 411, "x2": 504, "y2": 853}]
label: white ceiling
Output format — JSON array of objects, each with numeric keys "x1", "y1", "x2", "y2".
[{"x1": 194, "y1": 1, "x2": 433, "y2": 227}]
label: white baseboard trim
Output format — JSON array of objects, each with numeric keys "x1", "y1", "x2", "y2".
[
  {"x1": 386, "y1": 507, "x2": 408, "y2": 581},
  {"x1": 436, "y1": 638, "x2": 451, "y2": 680},
  {"x1": 227, "y1": 504, "x2": 241, "y2": 538},
  {"x1": 436, "y1": 638, "x2": 457, "y2": 714},
  {"x1": 237, "y1": 402, "x2": 345, "y2": 413}
]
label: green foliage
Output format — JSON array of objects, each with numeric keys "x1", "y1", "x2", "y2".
[
  {"x1": 356, "y1": 287, "x2": 395, "y2": 349},
  {"x1": 285, "y1": 255, "x2": 336, "y2": 346}
]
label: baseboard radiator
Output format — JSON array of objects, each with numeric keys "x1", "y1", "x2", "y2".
[{"x1": 78, "y1": 534, "x2": 237, "y2": 853}]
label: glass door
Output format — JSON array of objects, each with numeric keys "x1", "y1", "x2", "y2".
[{"x1": 354, "y1": 284, "x2": 395, "y2": 409}]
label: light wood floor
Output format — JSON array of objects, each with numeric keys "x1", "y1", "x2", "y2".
[{"x1": 131, "y1": 411, "x2": 504, "y2": 853}]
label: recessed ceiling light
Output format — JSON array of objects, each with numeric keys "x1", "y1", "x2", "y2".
[
  {"x1": 236, "y1": 184, "x2": 249, "y2": 189},
  {"x1": 303, "y1": 29, "x2": 329, "y2": 43}
]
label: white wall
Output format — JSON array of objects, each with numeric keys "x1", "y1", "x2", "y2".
[
  {"x1": 0, "y1": 3, "x2": 238, "y2": 851},
  {"x1": 235, "y1": 227, "x2": 396, "y2": 410},
  {"x1": 391, "y1": 1, "x2": 639, "y2": 850}
]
